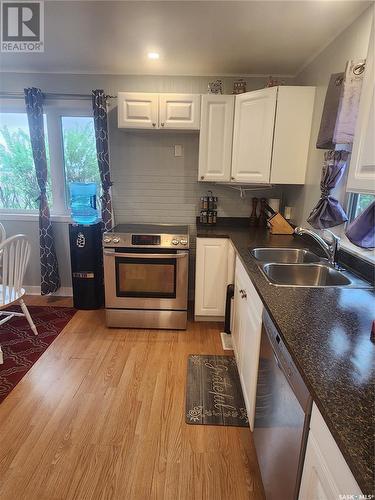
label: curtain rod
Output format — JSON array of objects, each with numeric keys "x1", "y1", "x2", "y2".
[{"x1": 0, "y1": 91, "x2": 117, "y2": 100}]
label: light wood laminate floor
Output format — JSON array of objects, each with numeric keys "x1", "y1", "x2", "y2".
[{"x1": 0, "y1": 297, "x2": 265, "y2": 500}]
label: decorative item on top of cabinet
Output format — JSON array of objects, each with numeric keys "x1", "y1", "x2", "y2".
[
  {"x1": 117, "y1": 92, "x2": 201, "y2": 130},
  {"x1": 207, "y1": 79, "x2": 223, "y2": 94},
  {"x1": 198, "y1": 94, "x2": 235, "y2": 182},
  {"x1": 265, "y1": 76, "x2": 285, "y2": 88},
  {"x1": 232, "y1": 79, "x2": 247, "y2": 94}
]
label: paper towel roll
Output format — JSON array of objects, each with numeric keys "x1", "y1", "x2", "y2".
[{"x1": 268, "y1": 198, "x2": 280, "y2": 213}]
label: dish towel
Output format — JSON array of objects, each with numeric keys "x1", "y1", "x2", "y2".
[{"x1": 333, "y1": 59, "x2": 366, "y2": 145}]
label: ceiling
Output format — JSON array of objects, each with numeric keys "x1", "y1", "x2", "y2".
[{"x1": 0, "y1": 1, "x2": 371, "y2": 76}]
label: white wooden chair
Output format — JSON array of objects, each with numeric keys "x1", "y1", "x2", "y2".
[{"x1": 0, "y1": 235, "x2": 38, "y2": 364}]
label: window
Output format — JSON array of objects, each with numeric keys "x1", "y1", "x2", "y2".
[
  {"x1": 347, "y1": 193, "x2": 375, "y2": 222},
  {"x1": 61, "y1": 116, "x2": 100, "y2": 207},
  {"x1": 0, "y1": 101, "x2": 99, "y2": 218},
  {"x1": 0, "y1": 112, "x2": 50, "y2": 210}
]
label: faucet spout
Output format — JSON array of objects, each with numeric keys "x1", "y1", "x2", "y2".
[{"x1": 294, "y1": 227, "x2": 340, "y2": 267}]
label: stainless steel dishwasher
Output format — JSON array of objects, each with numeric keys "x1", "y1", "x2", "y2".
[{"x1": 253, "y1": 310, "x2": 312, "y2": 500}]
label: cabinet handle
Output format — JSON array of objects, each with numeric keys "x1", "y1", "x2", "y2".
[{"x1": 152, "y1": 123, "x2": 156, "y2": 127}]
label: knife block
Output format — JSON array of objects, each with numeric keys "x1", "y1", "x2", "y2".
[{"x1": 268, "y1": 213, "x2": 294, "y2": 235}]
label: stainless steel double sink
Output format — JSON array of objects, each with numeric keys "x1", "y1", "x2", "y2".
[{"x1": 251, "y1": 248, "x2": 372, "y2": 288}]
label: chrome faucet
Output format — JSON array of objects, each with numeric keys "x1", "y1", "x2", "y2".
[{"x1": 294, "y1": 227, "x2": 341, "y2": 268}]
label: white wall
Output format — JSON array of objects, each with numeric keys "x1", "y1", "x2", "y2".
[
  {"x1": 0, "y1": 73, "x2": 285, "y2": 290},
  {"x1": 285, "y1": 6, "x2": 373, "y2": 226}
]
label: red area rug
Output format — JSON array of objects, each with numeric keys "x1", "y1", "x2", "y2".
[{"x1": 0, "y1": 305, "x2": 76, "y2": 403}]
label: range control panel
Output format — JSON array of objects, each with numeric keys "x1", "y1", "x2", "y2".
[{"x1": 103, "y1": 233, "x2": 189, "y2": 249}]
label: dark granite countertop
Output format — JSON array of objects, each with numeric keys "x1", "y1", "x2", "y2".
[{"x1": 197, "y1": 218, "x2": 375, "y2": 495}]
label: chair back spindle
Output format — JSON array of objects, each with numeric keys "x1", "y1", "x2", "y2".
[
  {"x1": 0, "y1": 223, "x2": 5, "y2": 244},
  {"x1": 0, "y1": 235, "x2": 31, "y2": 303}
]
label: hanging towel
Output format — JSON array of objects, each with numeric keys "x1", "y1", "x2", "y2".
[
  {"x1": 333, "y1": 59, "x2": 366, "y2": 144},
  {"x1": 346, "y1": 201, "x2": 375, "y2": 249},
  {"x1": 316, "y1": 73, "x2": 344, "y2": 149}
]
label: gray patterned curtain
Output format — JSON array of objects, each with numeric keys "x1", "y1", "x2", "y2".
[
  {"x1": 307, "y1": 150, "x2": 349, "y2": 230},
  {"x1": 24, "y1": 88, "x2": 61, "y2": 295},
  {"x1": 92, "y1": 90, "x2": 113, "y2": 231}
]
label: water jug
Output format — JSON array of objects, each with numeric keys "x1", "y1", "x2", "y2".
[{"x1": 69, "y1": 182, "x2": 99, "y2": 224}]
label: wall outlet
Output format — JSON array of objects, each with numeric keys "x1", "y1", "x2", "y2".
[{"x1": 174, "y1": 145, "x2": 184, "y2": 157}]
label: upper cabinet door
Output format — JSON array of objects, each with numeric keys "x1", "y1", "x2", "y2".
[
  {"x1": 159, "y1": 94, "x2": 201, "y2": 130},
  {"x1": 270, "y1": 86, "x2": 315, "y2": 184},
  {"x1": 118, "y1": 92, "x2": 158, "y2": 129},
  {"x1": 198, "y1": 95, "x2": 234, "y2": 182},
  {"x1": 347, "y1": 25, "x2": 375, "y2": 194},
  {"x1": 231, "y1": 87, "x2": 277, "y2": 183}
]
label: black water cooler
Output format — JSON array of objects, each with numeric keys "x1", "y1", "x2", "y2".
[{"x1": 69, "y1": 222, "x2": 104, "y2": 309}]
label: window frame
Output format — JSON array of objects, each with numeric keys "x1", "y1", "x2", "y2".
[
  {"x1": 346, "y1": 191, "x2": 375, "y2": 223},
  {"x1": 0, "y1": 98, "x2": 95, "y2": 221}
]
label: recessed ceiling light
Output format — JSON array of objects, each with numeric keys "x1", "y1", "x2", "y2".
[{"x1": 148, "y1": 52, "x2": 160, "y2": 60}]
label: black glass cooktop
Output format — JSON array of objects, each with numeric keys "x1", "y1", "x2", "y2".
[{"x1": 110, "y1": 223, "x2": 189, "y2": 235}]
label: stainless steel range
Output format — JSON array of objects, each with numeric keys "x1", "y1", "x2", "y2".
[{"x1": 103, "y1": 224, "x2": 189, "y2": 329}]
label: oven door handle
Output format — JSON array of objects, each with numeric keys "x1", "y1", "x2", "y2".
[{"x1": 103, "y1": 250, "x2": 188, "y2": 259}]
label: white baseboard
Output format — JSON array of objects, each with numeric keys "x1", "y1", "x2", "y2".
[
  {"x1": 194, "y1": 315, "x2": 225, "y2": 322},
  {"x1": 24, "y1": 285, "x2": 73, "y2": 297}
]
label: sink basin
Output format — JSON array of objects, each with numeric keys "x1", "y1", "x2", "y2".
[
  {"x1": 251, "y1": 247, "x2": 321, "y2": 264},
  {"x1": 262, "y1": 263, "x2": 356, "y2": 287}
]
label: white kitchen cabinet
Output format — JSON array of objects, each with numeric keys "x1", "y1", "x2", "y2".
[
  {"x1": 231, "y1": 87, "x2": 277, "y2": 183},
  {"x1": 159, "y1": 94, "x2": 201, "y2": 130},
  {"x1": 270, "y1": 86, "x2": 316, "y2": 184},
  {"x1": 299, "y1": 404, "x2": 362, "y2": 500},
  {"x1": 118, "y1": 92, "x2": 158, "y2": 129},
  {"x1": 198, "y1": 95, "x2": 235, "y2": 182},
  {"x1": 347, "y1": 24, "x2": 375, "y2": 194},
  {"x1": 118, "y1": 92, "x2": 201, "y2": 130},
  {"x1": 194, "y1": 238, "x2": 235, "y2": 320},
  {"x1": 231, "y1": 86, "x2": 315, "y2": 184},
  {"x1": 232, "y1": 257, "x2": 263, "y2": 430}
]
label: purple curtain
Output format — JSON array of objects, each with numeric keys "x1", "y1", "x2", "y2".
[
  {"x1": 92, "y1": 90, "x2": 113, "y2": 231},
  {"x1": 346, "y1": 201, "x2": 375, "y2": 249},
  {"x1": 307, "y1": 151, "x2": 349, "y2": 229},
  {"x1": 24, "y1": 88, "x2": 60, "y2": 295}
]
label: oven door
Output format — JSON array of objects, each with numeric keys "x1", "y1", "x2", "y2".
[{"x1": 104, "y1": 248, "x2": 188, "y2": 310}]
